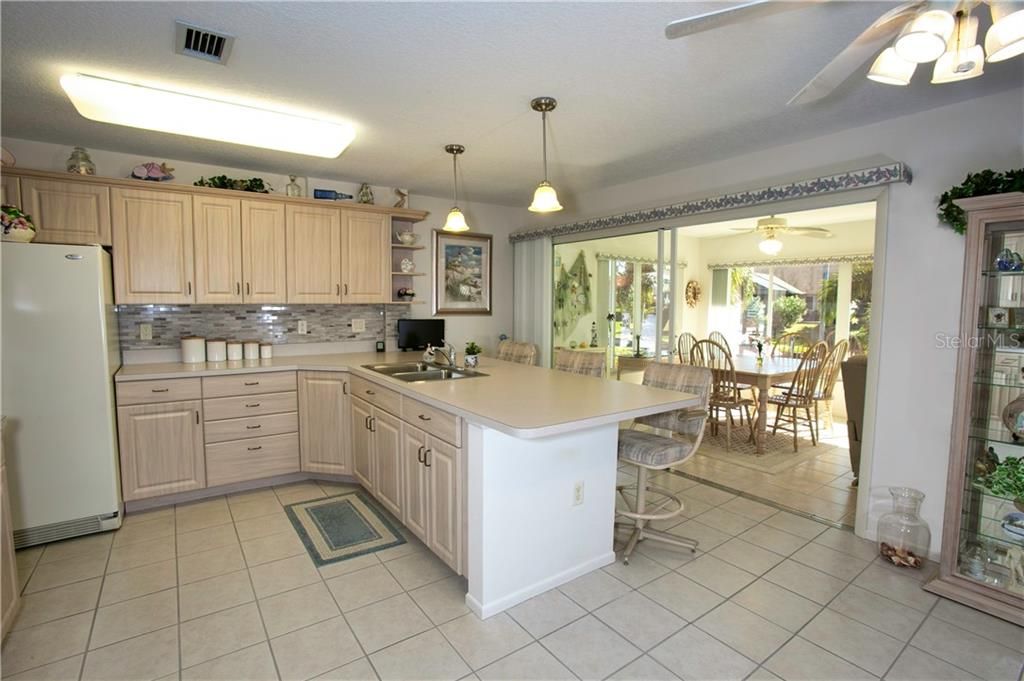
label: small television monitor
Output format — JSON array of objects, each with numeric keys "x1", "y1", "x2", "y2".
[{"x1": 397, "y1": 319, "x2": 445, "y2": 351}]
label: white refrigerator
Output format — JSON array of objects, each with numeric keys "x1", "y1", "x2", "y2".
[{"x1": 2, "y1": 242, "x2": 122, "y2": 547}]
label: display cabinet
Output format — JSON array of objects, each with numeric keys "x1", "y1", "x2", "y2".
[{"x1": 926, "y1": 192, "x2": 1024, "y2": 624}]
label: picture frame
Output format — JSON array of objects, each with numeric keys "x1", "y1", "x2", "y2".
[
  {"x1": 988, "y1": 306, "x2": 1010, "y2": 328},
  {"x1": 432, "y1": 230, "x2": 493, "y2": 315}
]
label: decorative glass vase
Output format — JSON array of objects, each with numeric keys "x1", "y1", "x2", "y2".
[
  {"x1": 65, "y1": 146, "x2": 96, "y2": 175},
  {"x1": 285, "y1": 175, "x2": 302, "y2": 197},
  {"x1": 877, "y1": 487, "x2": 931, "y2": 569}
]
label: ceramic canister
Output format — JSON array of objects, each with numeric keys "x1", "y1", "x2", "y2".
[
  {"x1": 206, "y1": 339, "x2": 227, "y2": 362},
  {"x1": 243, "y1": 341, "x2": 260, "y2": 360},
  {"x1": 181, "y1": 336, "x2": 206, "y2": 364},
  {"x1": 260, "y1": 343, "x2": 273, "y2": 359},
  {"x1": 227, "y1": 341, "x2": 243, "y2": 361}
]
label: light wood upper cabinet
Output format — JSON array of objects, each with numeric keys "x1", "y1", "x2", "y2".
[
  {"x1": 298, "y1": 371, "x2": 351, "y2": 475},
  {"x1": 372, "y1": 409, "x2": 403, "y2": 519},
  {"x1": 194, "y1": 196, "x2": 243, "y2": 304},
  {"x1": 401, "y1": 425, "x2": 429, "y2": 544},
  {"x1": 286, "y1": 205, "x2": 341, "y2": 303},
  {"x1": 21, "y1": 178, "x2": 112, "y2": 245},
  {"x1": 241, "y1": 200, "x2": 286, "y2": 303},
  {"x1": 341, "y1": 211, "x2": 390, "y2": 303},
  {"x1": 117, "y1": 400, "x2": 205, "y2": 501},
  {"x1": 112, "y1": 188, "x2": 194, "y2": 304},
  {"x1": 351, "y1": 396, "x2": 374, "y2": 490},
  {"x1": 427, "y1": 436, "x2": 461, "y2": 571},
  {"x1": 1, "y1": 175, "x2": 20, "y2": 207}
]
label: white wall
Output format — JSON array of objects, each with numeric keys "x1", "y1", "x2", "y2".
[
  {"x1": 524, "y1": 88, "x2": 1024, "y2": 554},
  {"x1": 1, "y1": 137, "x2": 522, "y2": 357}
]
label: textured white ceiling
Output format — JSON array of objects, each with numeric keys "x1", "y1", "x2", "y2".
[{"x1": 2, "y1": 2, "x2": 1020, "y2": 206}]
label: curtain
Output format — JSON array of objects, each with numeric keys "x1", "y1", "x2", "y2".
[{"x1": 513, "y1": 237, "x2": 553, "y2": 367}]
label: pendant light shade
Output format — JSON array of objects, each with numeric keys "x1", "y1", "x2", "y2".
[
  {"x1": 528, "y1": 97, "x2": 563, "y2": 213},
  {"x1": 868, "y1": 47, "x2": 917, "y2": 85},
  {"x1": 895, "y1": 9, "x2": 955, "y2": 63},
  {"x1": 933, "y1": 12, "x2": 984, "y2": 83},
  {"x1": 759, "y1": 235, "x2": 783, "y2": 256},
  {"x1": 442, "y1": 144, "x2": 470, "y2": 233},
  {"x1": 986, "y1": 2, "x2": 1024, "y2": 62}
]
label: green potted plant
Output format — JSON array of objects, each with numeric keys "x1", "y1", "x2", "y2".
[
  {"x1": 1, "y1": 205, "x2": 36, "y2": 242},
  {"x1": 465, "y1": 341, "x2": 482, "y2": 369}
]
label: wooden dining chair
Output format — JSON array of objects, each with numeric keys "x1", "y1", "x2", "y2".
[
  {"x1": 690, "y1": 339, "x2": 754, "y2": 451},
  {"x1": 707, "y1": 331, "x2": 732, "y2": 358},
  {"x1": 813, "y1": 339, "x2": 849, "y2": 433},
  {"x1": 553, "y1": 349, "x2": 606, "y2": 378},
  {"x1": 768, "y1": 341, "x2": 829, "y2": 451},
  {"x1": 495, "y1": 340, "x2": 539, "y2": 366},
  {"x1": 677, "y1": 332, "x2": 698, "y2": 365},
  {"x1": 771, "y1": 331, "x2": 811, "y2": 359}
]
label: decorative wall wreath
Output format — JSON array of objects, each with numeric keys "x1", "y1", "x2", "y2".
[{"x1": 685, "y1": 280, "x2": 701, "y2": 308}]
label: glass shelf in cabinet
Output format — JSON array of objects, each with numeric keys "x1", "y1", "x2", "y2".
[
  {"x1": 981, "y1": 270, "x2": 1024, "y2": 278},
  {"x1": 967, "y1": 426, "x2": 1024, "y2": 446}
]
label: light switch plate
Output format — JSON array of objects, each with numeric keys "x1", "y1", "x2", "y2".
[
  {"x1": 352, "y1": 319, "x2": 366, "y2": 333},
  {"x1": 139, "y1": 323, "x2": 152, "y2": 340}
]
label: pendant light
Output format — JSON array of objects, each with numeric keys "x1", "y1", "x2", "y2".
[
  {"x1": 528, "y1": 96, "x2": 563, "y2": 213},
  {"x1": 986, "y1": 1, "x2": 1024, "y2": 62},
  {"x1": 442, "y1": 144, "x2": 469, "y2": 233},
  {"x1": 932, "y1": 10, "x2": 985, "y2": 83}
]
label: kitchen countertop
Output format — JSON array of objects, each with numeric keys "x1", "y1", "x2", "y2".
[{"x1": 116, "y1": 353, "x2": 698, "y2": 439}]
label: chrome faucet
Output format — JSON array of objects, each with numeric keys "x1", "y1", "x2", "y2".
[{"x1": 434, "y1": 339, "x2": 457, "y2": 368}]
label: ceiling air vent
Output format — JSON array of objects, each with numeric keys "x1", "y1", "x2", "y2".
[{"x1": 174, "y1": 21, "x2": 234, "y2": 65}]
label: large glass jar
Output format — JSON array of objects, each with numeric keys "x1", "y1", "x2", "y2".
[
  {"x1": 65, "y1": 146, "x2": 96, "y2": 175},
  {"x1": 877, "y1": 487, "x2": 931, "y2": 569}
]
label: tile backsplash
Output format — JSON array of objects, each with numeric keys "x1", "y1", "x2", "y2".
[{"x1": 117, "y1": 304, "x2": 411, "y2": 350}]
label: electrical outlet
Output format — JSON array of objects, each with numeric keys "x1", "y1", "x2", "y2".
[
  {"x1": 352, "y1": 318, "x2": 366, "y2": 333},
  {"x1": 573, "y1": 481, "x2": 584, "y2": 506},
  {"x1": 297, "y1": 320, "x2": 308, "y2": 335},
  {"x1": 139, "y1": 323, "x2": 152, "y2": 340}
]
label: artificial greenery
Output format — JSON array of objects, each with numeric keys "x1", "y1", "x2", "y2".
[
  {"x1": 980, "y1": 455, "x2": 1024, "y2": 501},
  {"x1": 938, "y1": 169, "x2": 1024, "y2": 235},
  {"x1": 194, "y1": 175, "x2": 271, "y2": 193},
  {"x1": 465, "y1": 341, "x2": 482, "y2": 356}
]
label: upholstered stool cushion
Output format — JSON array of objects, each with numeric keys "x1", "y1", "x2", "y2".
[{"x1": 617, "y1": 428, "x2": 696, "y2": 468}]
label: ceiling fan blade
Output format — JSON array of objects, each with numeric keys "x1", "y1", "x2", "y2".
[
  {"x1": 730, "y1": 227, "x2": 757, "y2": 233},
  {"x1": 787, "y1": 228, "x2": 834, "y2": 238},
  {"x1": 665, "y1": 1, "x2": 813, "y2": 40},
  {"x1": 786, "y1": 0, "x2": 926, "y2": 107}
]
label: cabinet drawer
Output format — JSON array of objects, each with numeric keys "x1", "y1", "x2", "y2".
[
  {"x1": 206, "y1": 433, "x2": 299, "y2": 487},
  {"x1": 351, "y1": 375, "x2": 401, "y2": 414},
  {"x1": 204, "y1": 412, "x2": 298, "y2": 444},
  {"x1": 116, "y1": 378, "x2": 202, "y2": 405},
  {"x1": 204, "y1": 391, "x2": 297, "y2": 421},
  {"x1": 402, "y1": 397, "x2": 462, "y2": 446},
  {"x1": 202, "y1": 371, "x2": 296, "y2": 398}
]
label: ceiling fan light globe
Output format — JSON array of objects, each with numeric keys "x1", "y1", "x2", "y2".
[
  {"x1": 986, "y1": 4, "x2": 1024, "y2": 62},
  {"x1": 759, "y1": 236, "x2": 783, "y2": 256},
  {"x1": 894, "y1": 10, "x2": 955, "y2": 63},
  {"x1": 932, "y1": 45, "x2": 986, "y2": 83},
  {"x1": 529, "y1": 181, "x2": 563, "y2": 213},
  {"x1": 442, "y1": 207, "x2": 469, "y2": 232},
  {"x1": 867, "y1": 47, "x2": 917, "y2": 85}
]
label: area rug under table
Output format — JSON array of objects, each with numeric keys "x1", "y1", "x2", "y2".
[{"x1": 284, "y1": 490, "x2": 406, "y2": 566}]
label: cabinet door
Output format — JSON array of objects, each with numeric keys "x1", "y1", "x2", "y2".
[
  {"x1": 111, "y1": 188, "x2": 194, "y2": 304},
  {"x1": 241, "y1": 200, "x2": 287, "y2": 303},
  {"x1": 0, "y1": 175, "x2": 20, "y2": 207},
  {"x1": 286, "y1": 205, "x2": 341, "y2": 303},
  {"x1": 194, "y1": 196, "x2": 243, "y2": 303},
  {"x1": 372, "y1": 409, "x2": 403, "y2": 519},
  {"x1": 117, "y1": 400, "x2": 205, "y2": 501},
  {"x1": 298, "y1": 371, "x2": 350, "y2": 475},
  {"x1": 427, "y1": 437, "x2": 461, "y2": 571},
  {"x1": 341, "y1": 211, "x2": 390, "y2": 303},
  {"x1": 350, "y1": 397, "x2": 374, "y2": 491},
  {"x1": 401, "y1": 424, "x2": 429, "y2": 543},
  {"x1": 21, "y1": 178, "x2": 111, "y2": 245}
]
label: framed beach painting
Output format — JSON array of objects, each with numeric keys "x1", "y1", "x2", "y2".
[{"x1": 432, "y1": 230, "x2": 492, "y2": 315}]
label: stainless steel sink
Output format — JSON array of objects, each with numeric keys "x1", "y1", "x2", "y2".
[{"x1": 362, "y1": 363, "x2": 487, "y2": 382}]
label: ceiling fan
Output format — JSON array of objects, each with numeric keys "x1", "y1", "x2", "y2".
[
  {"x1": 665, "y1": 1, "x2": 1024, "y2": 106},
  {"x1": 731, "y1": 216, "x2": 833, "y2": 255}
]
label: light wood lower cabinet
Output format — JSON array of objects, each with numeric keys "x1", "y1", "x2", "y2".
[
  {"x1": 111, "y1": 188, "x2": 194, "y2": 304},
  {"x1": 206, "y1": 433, "x2": 299, "y2": 487},
  {"x1": 2, "y1": 420, "x2": 21, "y2": 638},
  {"x1": 117, "y1": 400, "x2": 205, "y2": 501},
  {"x1": 401, "y1": 426, "x2": 430, "y2": 543},
  {"x1": 298, "y1": 371, "x2": 351, "y2": 475},
  {"x1": 20, "y1": 178, "x2": 111, "y2": 245},
  {"x1": 402, "y1": 424, "x2": 462, "y2": 572},
  {"x1": 372, "y1": 410, "x2": 403, "y2": 519},
  {"x1": 351, "y1": 396, "x2": 374, "y2": 490}
]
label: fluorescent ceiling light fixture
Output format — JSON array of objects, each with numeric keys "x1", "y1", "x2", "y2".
[
  {"x1": 868, "y1": 47, "x2": 917, "y2": 85},
  {"x1": 759, "y1": 235, "x2": 783, "y2": 256},
  {"x1": 986, "y1": 2, "x2": 1024, "y2": 62},
  {"x1": 60, "y1": 73, "x2": 355, "y2": 158},
  {"x1": 895, "y1": 10, "x2": 955, "y2": 63}
]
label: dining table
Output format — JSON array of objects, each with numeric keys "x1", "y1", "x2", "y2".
[{"x1": 731, "y1": 354, "x2": 803, "y2": 455}]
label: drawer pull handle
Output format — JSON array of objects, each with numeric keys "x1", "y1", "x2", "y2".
[
  {"x1": 424, "y1": 448, "x2": 432, "y2": 467},
  {"x1": 365, "y1": 415, "x2": 371, "y2": 430},
  {"x1": 246, "y1": 424, "x2": 262, "y2": 430},
  {"x1": 418, "y1": 414, "x2": 432, "y2": 422},
  {"x1": 369, "y1": 416, "x2": 376, "y2": 433},
  {"x1": 246, "y1": 402, "x2": 261, "y2": 408},
  {"x1": 151, "y1": 388, "x2": 169, "y2": 393},
  {"x1": 365, "y1": 389, "x2": 375, "y2": 396},
  {"x1": 244, "y1": 381, "x2": 260, "y2": 386},
  {"x1": 248, "y1": 446, "x2": 262, "y2": 451},
  {"x1": 417, "y1": 445, "x2": 426, "y2": 464},
  {"x1": 342, "y1": 382, "x2": 348, "y2": 395}
]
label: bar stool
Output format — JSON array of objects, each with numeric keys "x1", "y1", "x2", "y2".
[{"x1": 616, "y1": 363, "x2": 712, "y2": 563}]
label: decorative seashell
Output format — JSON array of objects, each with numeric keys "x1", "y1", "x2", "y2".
[{"x1": 131, "y1": 162, "x2": 174, "y2": 181}]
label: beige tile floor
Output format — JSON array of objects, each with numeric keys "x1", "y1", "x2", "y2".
[{"x1": 4, "y1": 477, "x2": 1023, "y2": 681}]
